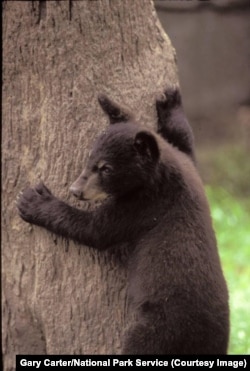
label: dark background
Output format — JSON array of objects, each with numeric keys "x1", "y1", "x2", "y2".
[{"x1": 155, "y1": 0, "x2": 250, "y2": 149}]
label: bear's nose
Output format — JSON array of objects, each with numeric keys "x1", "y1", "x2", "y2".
[{"x1": 69, "y1": 186, "x2": 83, "y2": 199}]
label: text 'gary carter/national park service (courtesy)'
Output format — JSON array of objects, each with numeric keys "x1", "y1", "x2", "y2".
[{"x1": 16, "y1": 355, "x2": 248, "y2": 369}]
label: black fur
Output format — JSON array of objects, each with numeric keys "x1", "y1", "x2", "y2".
[
  {"x1": 98, "y1": 94, "x2": 135, "y2": 124},
  {"x1": 156, "y1": 88, "x2": 195, "y2": 162},
  {"x1": 17, "y1": 89, "x2": 229, "y2": 354}
]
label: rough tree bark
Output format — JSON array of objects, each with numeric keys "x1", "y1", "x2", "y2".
[{"x1": 2, "y1": 0, "x2": 178, "y2": 368}]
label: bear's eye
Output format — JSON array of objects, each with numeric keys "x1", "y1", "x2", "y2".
[{"x1": 99, "y1": 164, "x2": 113, "y2": 175}]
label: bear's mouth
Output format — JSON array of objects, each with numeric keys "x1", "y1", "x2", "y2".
[{"x1": 74, "y1": 195, "x2": 111, "y2": 211}]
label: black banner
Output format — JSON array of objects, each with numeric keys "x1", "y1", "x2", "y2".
[{"x1": 16, "y1": 355, "x2": 249, "y2": 370}]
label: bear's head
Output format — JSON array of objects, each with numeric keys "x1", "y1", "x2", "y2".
[
  {"x1": 70, "y1": 95, "x2": 160, "y2": 201},
  {"x1": 70, "y1": 124, "x2": 160, "y2": 201}
]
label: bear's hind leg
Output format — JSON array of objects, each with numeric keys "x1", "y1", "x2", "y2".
[{"x1": 122, "y1": 322, "x2": 167, "y2": 355}]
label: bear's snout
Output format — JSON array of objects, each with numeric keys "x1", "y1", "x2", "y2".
[{"x1": 69, "y1": 185, "x2": 83, "y2": 199}]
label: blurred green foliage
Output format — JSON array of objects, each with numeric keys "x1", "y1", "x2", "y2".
[
  {"x1": 206, "y1": 186, "x2": 250, "y2": 354},
  {"x1": 199, "y1": 144, "x2": 250, "y2": 203},
  {"x1": 200, "y1": 144, "x2": 250, "y2": 354}
]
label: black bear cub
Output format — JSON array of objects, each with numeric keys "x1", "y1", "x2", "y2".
[{"x1": 18, "y1": 89, "x2": 229, "y2": 354}]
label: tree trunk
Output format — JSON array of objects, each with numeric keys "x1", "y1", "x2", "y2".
[{"x1": 2, "y1": 0, "x2": 177, "y2": 368}]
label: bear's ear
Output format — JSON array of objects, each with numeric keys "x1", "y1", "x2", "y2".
[
  {"x1": 98, "y1": 94, "x2": 134, "y2": 124},
  {"x1": 134, "y1": 131, "x2": 159, "y2": 162}
]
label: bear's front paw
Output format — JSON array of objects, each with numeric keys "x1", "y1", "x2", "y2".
[
  {"x1": 156, "y1": 88, "x2": 181, "y2": 112},
  {"x1": 17, "y1": 181, "x2": 55, "y2": 226}
]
